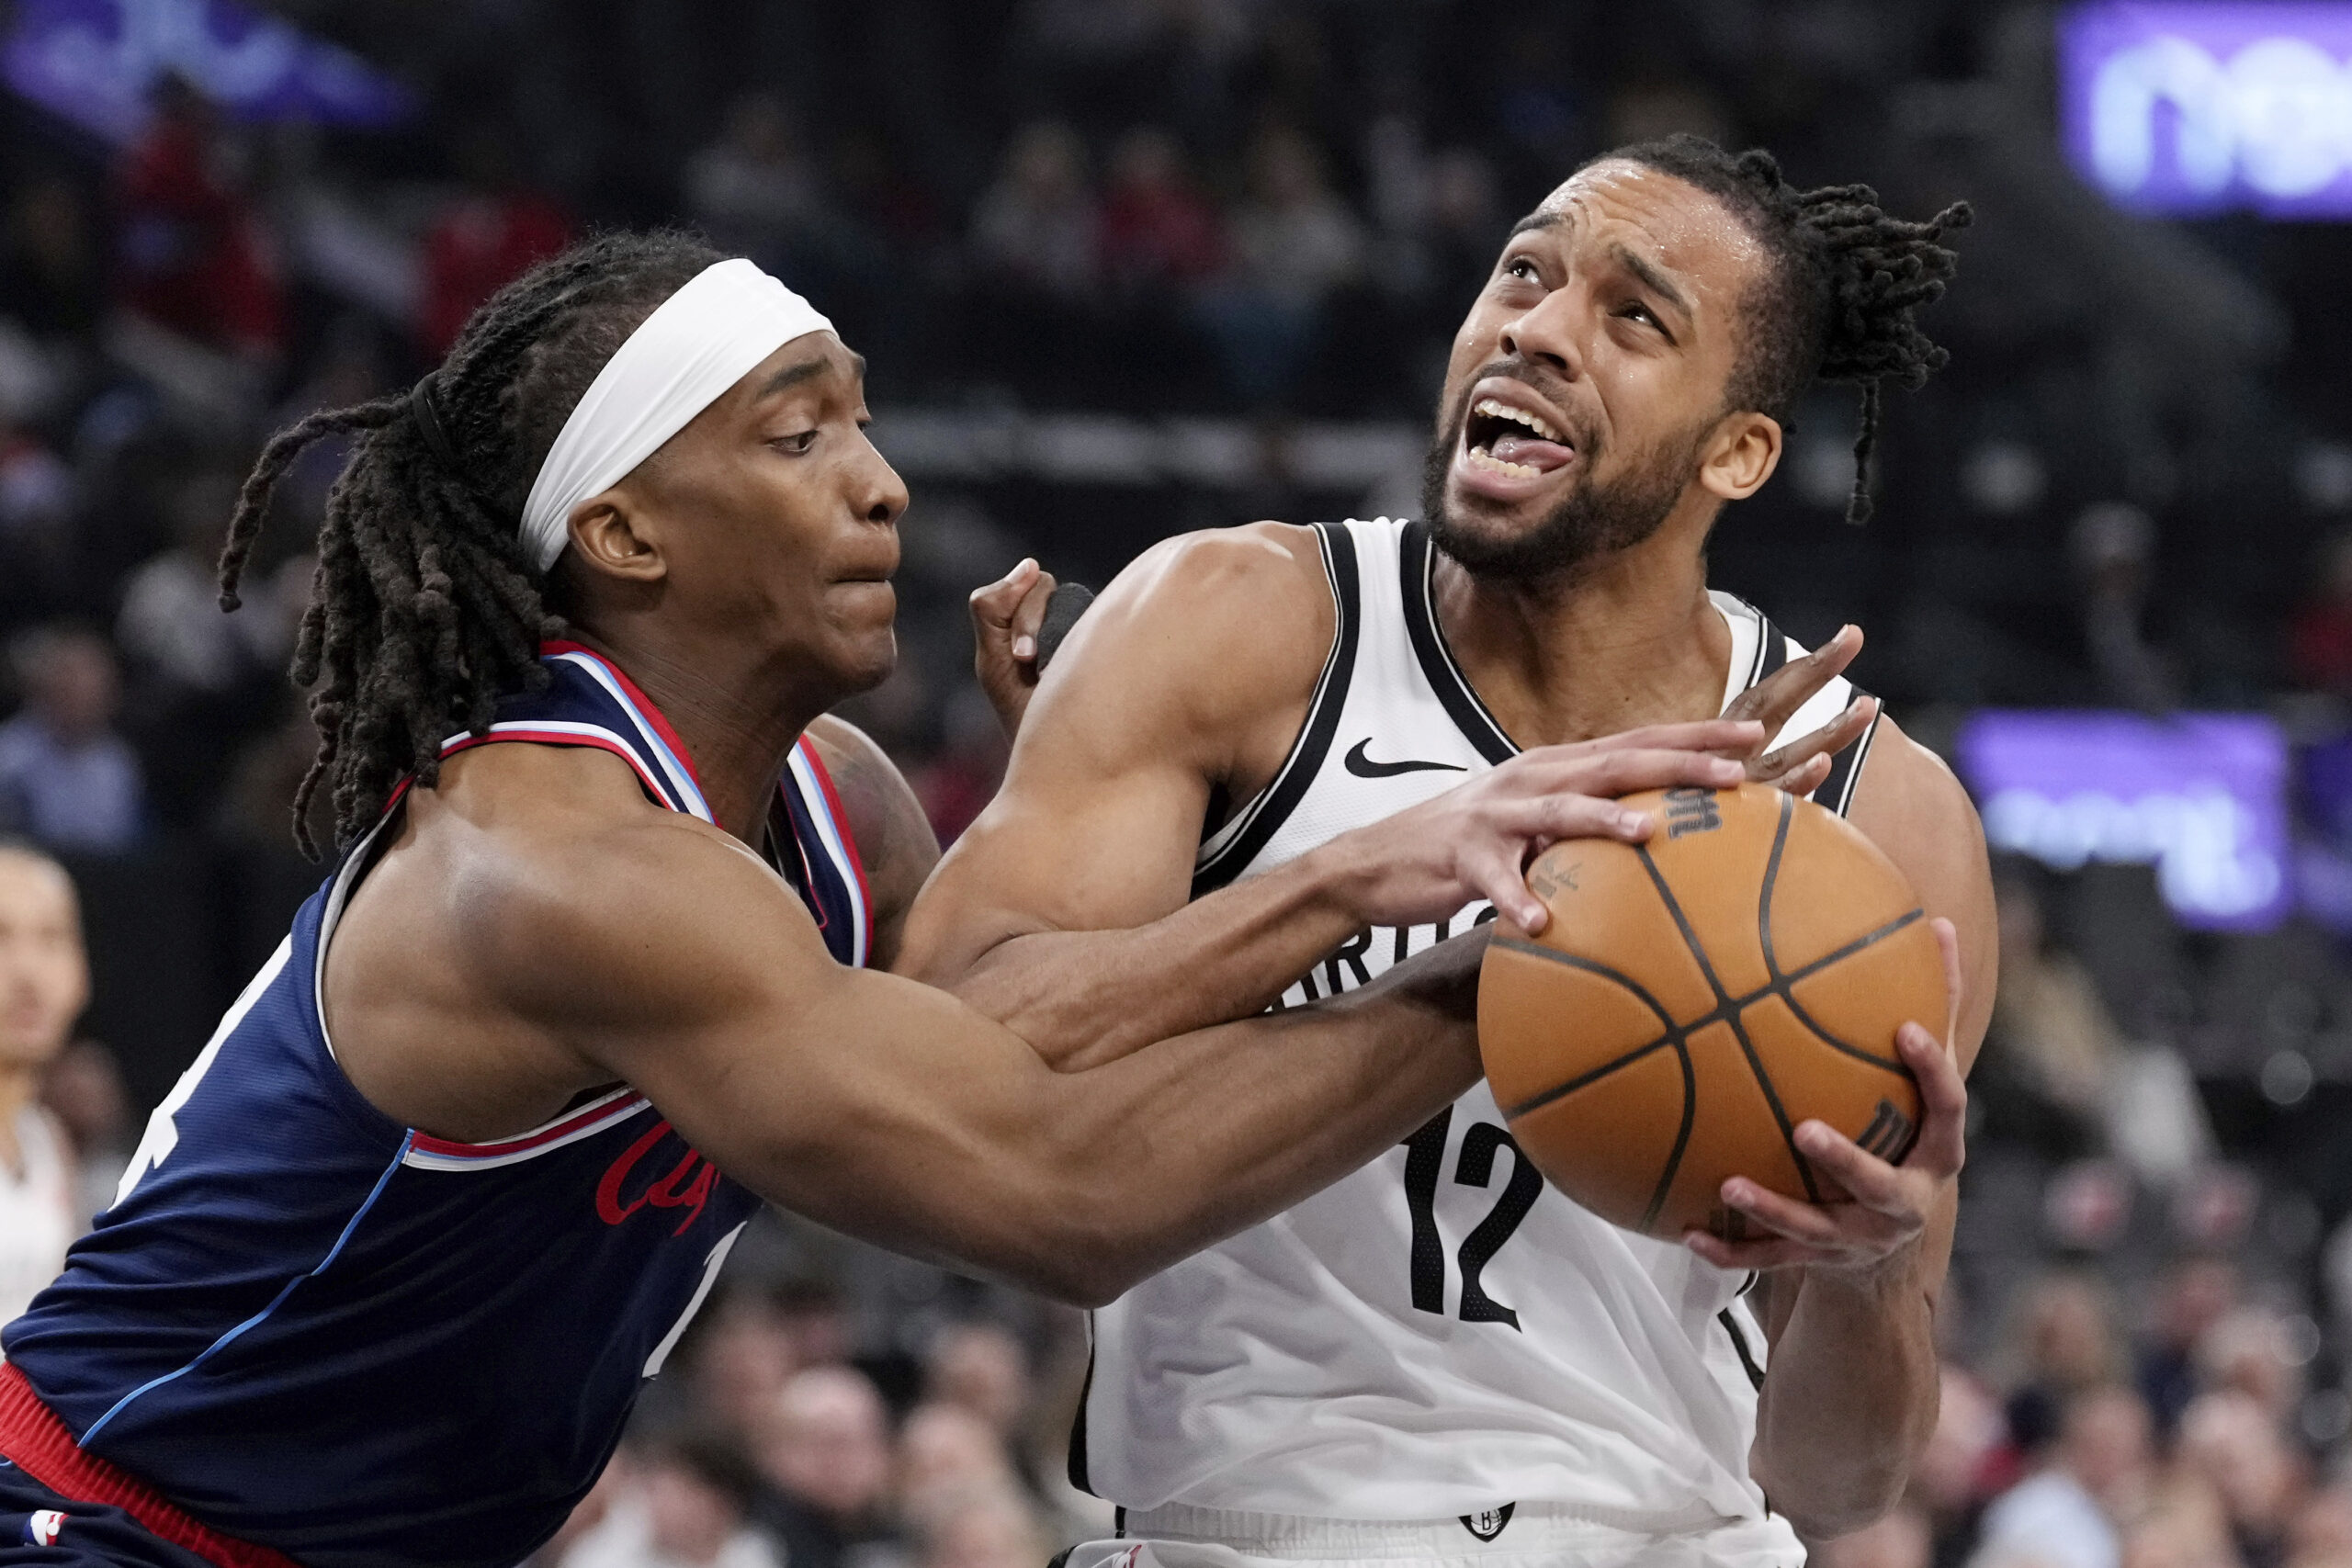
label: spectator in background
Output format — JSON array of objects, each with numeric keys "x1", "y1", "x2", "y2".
[
  {"x1": 896, "y1": 1402, "x2": 1022, "y2": 1540},
  {"x1": 687, "y1": 1282, "x2": 805, "y2": 1449},
  {"x1": 1917, "y1": 1364, "x2": 2011, "y2": 1562},
  {"x1": 564, "y1": 1434, "x2": 780, "y2": 1568},
  {"x1": 970, "y1": 122, "x2": 1099, "y2": 300},
  {"x1": 116, "y1": 467, "x2": 287, "y2": 696},
  {"x1": 2141, "y1": 1258, "x2": 2243, "y2": 1438},
  {"x1": 2289, "y1": 1483, "x2": 2352, "y2": 1568},
  {"x1": 2002, "y1": 1272, "x2": 2131, "y2": 1459},
  {"x1": 1, "y1": 175, "x2": 103, "y2": 345},
  {"x1": 111, "y1": 75, "x2": 284, "y2": 363},
  {"x1": 922, "y1": 1322, "x2": 1029, "y2": 1443},
  {"x1": 1098, "y1": 128, "x2": 1225, "y2": 294},
  {"x1": 2073, "y1": 502, "x2": 2177, "y2": 714},
  {"x1": 1976, "y1": 867, "x2": 2125, "y2": 1164},
  {"x1": 0, "y1": 626, "x2": 142, "y2": 853},
  {"x1": 0, "y1": 842, "x2": 87, "y2": 1325},
  {"x1": 684, "y1": 93, "x2": 829, "y2": 272},
  {"x1": 2290, "y1": 529, "x2": 2352, "y2": 700},
  {"x1": 418, "y1": 127, "x2": 573, "y2": 357},
  {"x1": 754, "y1": 1366, "x2": 903, "y2": 1568},
  {"x1": 913, "y1": 1485, "x2": 1045, "y2": 1568},
  {"x1": 1970, "y1": 1385, "x2": 2154, "y2": 1568},
  {"x1": 40, "y1": 1039, "x2": 129, "y2": 1231},
  {"x1": 1196, "y1": 124, "x2": 1364, "y2": 407},
  {"x1": 2178, "y1": 1390, "x2": 2301, "y2": 1568}
]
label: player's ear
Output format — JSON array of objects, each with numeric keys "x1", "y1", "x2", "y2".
[
  {"x1": 1698, "y1": 411, "x2": 1781, "y2": 502},
  {"x1": 567, "y1": 490, "x2": 668, "y2": 587}
]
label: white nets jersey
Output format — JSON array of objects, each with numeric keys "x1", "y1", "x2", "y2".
[{"x1": 1076, "y1": 517, "x2": 1881, "y2": 1539}]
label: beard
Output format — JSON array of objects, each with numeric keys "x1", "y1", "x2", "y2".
[{"x1": 1419, "y1": 395, "x2": 1701, "y2": 582}]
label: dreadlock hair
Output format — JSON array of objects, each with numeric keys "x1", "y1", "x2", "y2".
[
  {"x1": 217, "y1": 230, "x2": 729, "y2": 858},
  {"x1": 1592, "y1": 135, "x2": 1970, "y2": 525}
]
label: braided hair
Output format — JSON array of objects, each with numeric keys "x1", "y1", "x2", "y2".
[
  {"x1": 218, "y1": 230, "x2": 727, "y2": 857},
  {"x1": 1600, "y1": 135, "x2": 1970, "y2": 524}
]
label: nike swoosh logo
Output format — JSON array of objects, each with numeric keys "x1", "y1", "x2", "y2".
[{"x1": 1343, "y1": 739, "x2": 1468, "y2": 778}]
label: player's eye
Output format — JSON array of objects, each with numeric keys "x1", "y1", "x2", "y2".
[
  {"x1": 1503, "y1": 256, "x2": 1541, "y2": 283},
  {"x1": 771, "y1": 430, "x2": 820, "y2": 455},
  {"x1": 1621, "y1": 302, "x2": 1658, "y2": 329}
]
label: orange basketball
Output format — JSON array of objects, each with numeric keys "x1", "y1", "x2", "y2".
[{"x1": 1477, "y1": 782, "x2": 1946, "y2": 1241}]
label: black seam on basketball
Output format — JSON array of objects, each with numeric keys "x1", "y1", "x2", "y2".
[
  {"x1": 1718, "y1": 1308, "x2": 1767, "y2": 1392},
  {"x1": 1401, "y1": 521, "x2": 1516, "y2": 764},
  {"x1": 1488, "y1": 940, "x2": 1679, "y2": 1117},
  {"x1": 1771, "y1": 908, "x2": 1930, "y2": 1079},
  {"x1": 1641, "y1": 1039, "x2": 1699, "y2": 1234},
  {"x1": 1744, "y1": 794, "x2": 1822, "y2": 1202},
  {"x1": 1192, "y1": 523, "x2": 1360, "y2": 896}
]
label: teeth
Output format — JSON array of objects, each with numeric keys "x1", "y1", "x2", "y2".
[
  {"x1": 1472, "y1": 397, "x2": 1560, "y2": 443},
  {"x1": 1466, "y1": 445, "x2": 1540, "y2": 479}
]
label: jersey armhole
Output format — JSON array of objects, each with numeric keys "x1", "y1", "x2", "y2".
[{"x1": 1191, "y1": 523, "x2": 1362, "y2": 897}]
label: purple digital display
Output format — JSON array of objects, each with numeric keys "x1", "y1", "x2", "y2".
[
  {"x1": 2059, "y1": 2, "x2": 2352, "y2": 217},
  {"x1": 3, "y1": 0, "x2": 412, "y2": 144},
  {"x1": 1955, "y1": 711, "x2": 2290, "y2": 931}
]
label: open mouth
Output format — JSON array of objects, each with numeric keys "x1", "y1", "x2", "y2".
[{"x1": 1460, "y1": 391, "x2": 1577, "y2": 482}]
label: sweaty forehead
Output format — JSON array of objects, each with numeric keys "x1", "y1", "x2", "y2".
[{"x1": 1521, "y1": 162, "x2": 1767, "y2": 313}]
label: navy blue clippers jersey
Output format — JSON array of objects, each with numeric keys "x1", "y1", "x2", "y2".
[{"x1": 4, "y1": 642, "x2": 871, "y2": 1568}]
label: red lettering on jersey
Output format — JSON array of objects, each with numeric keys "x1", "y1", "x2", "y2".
[{"x1": 596, "y1": 1119, "x2": 712, "y2": 1233}]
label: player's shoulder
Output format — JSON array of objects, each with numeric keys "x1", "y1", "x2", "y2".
[
  {"x1": 1850, "y1": 715, "x2": 1981, "y2": 848},
  {"x1": 420, "y1": 747, "x2": 797, "y2": 1021},
  {"x1": 1066, "y1": 520, "x2": 1333, "y2": 698}
]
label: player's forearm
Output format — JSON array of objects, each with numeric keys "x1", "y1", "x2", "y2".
[
  {"x1": 938, "y1": 842, "x2": 1371, "y2": 1070},
  {"x1": 1750, "y1": 1256, "x2": 1939, "y2": 1539},
  {"x1": 1029, "y1": 932, "x2": 1486, "y2": 1298}
]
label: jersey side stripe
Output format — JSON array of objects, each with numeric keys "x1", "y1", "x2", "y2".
[
  {"x1": 1816, "y1": 709, "x2": 1883, "y2": 819},
  {"x1": 401, "y1": 1089, "x2": 652, "y2": 1171},
  {"x1": 1193, "y1": 524, "x2": 1361, "y2": 896},
  {"x1": 440, "y1": 723, "x2": 672, "y2": 807},
  {"x1": 788, "y1": 740, "x2": 871, "y2": 969},
  {"x1": 79, "y1": 1133, "x2": 417, "y2": 1444}
]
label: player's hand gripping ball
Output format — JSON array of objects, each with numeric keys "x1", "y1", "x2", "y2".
[{"x1": 1477, "y1": 783, "x2": 1948, "y2": 1240}]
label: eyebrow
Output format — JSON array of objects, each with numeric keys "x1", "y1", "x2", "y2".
[
  {"x1": 1608, "y1": 243, "x2": 1693, "y2": 322},
  {"x1": 758, "y1": 348, "x2": 868, "y2": 398},
  {"x1": 1508, "y1": 210, "x2": 1564, "y2": 240}
]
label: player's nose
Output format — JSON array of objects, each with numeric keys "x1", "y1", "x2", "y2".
[
  {"x1": 853, "y1": 440, "x2": 910, "y2": 526},
  {"x1": 1498, "y1": 288, "x2": 1586, "y2": 383}
]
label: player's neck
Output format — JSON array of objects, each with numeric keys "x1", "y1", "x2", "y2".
[
  {"x1": 1430, "y1": 517, "x2": 1728, "y2": 749},
  {"x1": 563, "y1": 624, "x2": 831, "y2": 845}
]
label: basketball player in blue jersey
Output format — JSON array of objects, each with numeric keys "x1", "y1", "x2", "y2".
[
  {"x1": 0, "y1": 230, "x2": 1804, "y2": 1568},
  {"x1": 909, "y1": 139, "x2": 1997, "y2": 1567}
]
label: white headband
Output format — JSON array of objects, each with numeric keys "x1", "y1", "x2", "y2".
[{"x1": 517, "y1": 258, "x2": 834, "y2": 572}]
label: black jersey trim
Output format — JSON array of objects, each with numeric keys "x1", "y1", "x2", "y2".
[
  {"x1": 1068, "y1": 1319, "x2": 1097, "y2": 1495},
  {"x1": 1754, "y1": 614, "x2": 1790, "y2": 683},
  {"x1": 1192, "y1": 524, "x2": 1361, "y2": 897},
  {"x1": 1399, "y1": 521, "x2": 1517, "y2": 764},
  {"x1": 1813, "y1": 707, "x2": 1883, "y2": 820},
  {"x1": 1718, "y1": 1307, "x2": 1767, "y2": 1391}
]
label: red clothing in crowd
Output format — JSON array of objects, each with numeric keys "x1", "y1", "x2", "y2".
[
  {"x1": 1100, "y1": 178, "x2": 1226, "y2": 288},
  {"x1": 112, "y1": 114, "x2": 285, "y2": 357},
  {"x1": 419, "y1": 193, "x2": 573, "y2": 356}
]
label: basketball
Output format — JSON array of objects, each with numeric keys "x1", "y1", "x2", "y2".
[{"x1": 1478, "y1": 783, "x2": 1947, "y2": 1241}]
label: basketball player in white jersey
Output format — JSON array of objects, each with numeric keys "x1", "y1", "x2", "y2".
[{"x1": 905, "y1": 137, "x2": 1996, "y2": 1566}]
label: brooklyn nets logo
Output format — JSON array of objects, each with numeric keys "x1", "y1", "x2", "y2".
[{"x1": 1459, "y1": 1504, "x2": 1516, "y2": 1542}]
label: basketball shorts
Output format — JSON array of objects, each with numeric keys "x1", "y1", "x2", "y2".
[
  {"x1": 1057, "y1": 1502, "x2": 1804, "y2": 1568},
  {"x1": 0, "y1": 1460, "x2": 216, "y2": 1567}
]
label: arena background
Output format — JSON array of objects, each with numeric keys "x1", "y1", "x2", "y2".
[{"x1": 4, "y1": 2, "x2": 2351, "y2": 1563}]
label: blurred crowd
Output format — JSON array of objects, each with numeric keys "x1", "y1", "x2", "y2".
[{"x1": 4, "y1": 0, "x2": 2352, "y2": 1562}]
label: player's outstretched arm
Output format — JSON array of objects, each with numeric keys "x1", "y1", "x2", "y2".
[
  {"x1": 901, "y1": 525, "x2": 1820, "y2": 1069},
  {"x1": 1688, "y1": 717, "x2": 1996, "y2": 1540},
  {"x1": 491, "y1": 811, "x2": 1487, "y2": 1306}
]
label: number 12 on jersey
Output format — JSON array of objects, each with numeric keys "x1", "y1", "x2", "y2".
[{"x1": 1399, "y1": 1107, "x2": 1543, "y2": 1329}]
